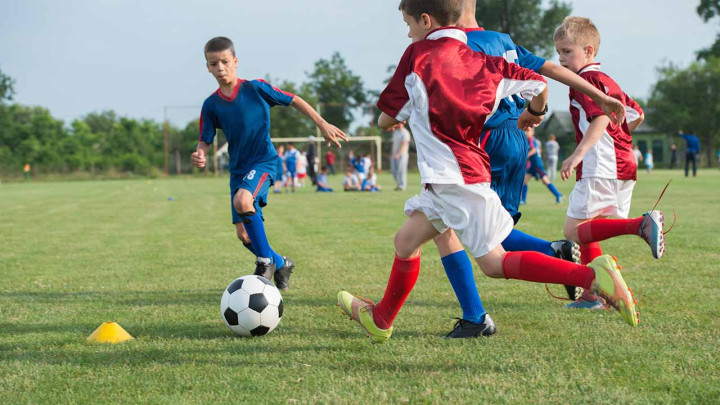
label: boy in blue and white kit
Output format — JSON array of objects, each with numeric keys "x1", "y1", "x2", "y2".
[
  {"x1": 192, "y1": 37, "x2": 347, "y2": 290},
  {"x1": 283, "y1": 143, "x2": 300, "y2": 193}
]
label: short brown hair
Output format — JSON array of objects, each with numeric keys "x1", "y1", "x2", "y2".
[
  {"x1": 204, "y1": 36, "x2": 235, "y2": 57},
  {"x1": 554, "y1": 16, "x2": 601, "y2": 56},
  {"x1": 398, "y1": 0, "x2": 463, "y2": 26}
]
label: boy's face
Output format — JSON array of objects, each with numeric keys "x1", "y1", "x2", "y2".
[
  {"x1": 402, "y1": 10, "x2": 432, "y2": 43},
  {"x1": 206, "y1": 49, "x2": 238, "y2": 86},
  {"x1": 554, "y1": 37, "x2": 593, "y2": 73}
]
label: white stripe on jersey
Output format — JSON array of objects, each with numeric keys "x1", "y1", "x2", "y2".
[{"x1": 571, "y1": 99, "x2": 619, "y2": 179}]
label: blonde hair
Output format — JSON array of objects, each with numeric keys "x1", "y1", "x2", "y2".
[{"x1": 553, "y1": 16, "x2": 600, "y2": 56}]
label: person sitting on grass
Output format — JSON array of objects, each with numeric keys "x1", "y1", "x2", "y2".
[
  {"x1": 316, "y1": 166, "x2": 333, "y2": 192},
  {"x1": 342, "y1": 166, "x2": 361, "y2": 191}
]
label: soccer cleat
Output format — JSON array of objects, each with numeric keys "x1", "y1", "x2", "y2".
[
  {"x1": 337, "y1": 291, "x2": 393, "y2": 343},
  {"x1": 274, "y1": 256, "x2": 295, "y2": 291},
  {"x1": 551, "y1": 240, "x2": 582, "y2": 300},
  {"x1": 639, "y1": 210, "x2": 665, "y2": 259},
  {"x1": 565, "y1": 297, "x2": 607, "y2": 310},
  {"x1": 443, "y1": 315, "x2": 496, "y2": 339},
  {"x1": 253, "y1": 260, "x2": 276, "y2": 281},
  {"x1": 587, "y1": 255, "x2": 638, "y2": 326}
]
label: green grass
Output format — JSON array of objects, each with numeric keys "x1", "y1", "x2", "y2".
[{"x1": 1, "y1": 170, "x2": 719, "y2": 403}]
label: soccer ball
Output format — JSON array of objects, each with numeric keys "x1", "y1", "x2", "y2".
[{"x1": 220, "y1": 275, "x2": 283, "y2": 337}]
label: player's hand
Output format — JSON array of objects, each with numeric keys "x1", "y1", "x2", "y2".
[
  {"x1": 517, "y1": 110, "x2": 544, "y2": 131},
  {"x1": 599, "y1": 95, "x2": 625, "y2": 126},
  {"x1": 191, "y1": 149, "x2": 206, "y2": 168},
  {"x1": 560, "y1": 152, "x2": 583, "y2": 181},
  {"x1": 319, "y1": 122, "x2": 348, "y2": 148}
]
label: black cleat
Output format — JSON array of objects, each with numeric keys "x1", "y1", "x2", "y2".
[
  {"x1": 551, "y1": 240, "x2": 583, "y2": 300},
  {"x1": 253, "y1": 260, "x2": 276, "y2": 281},
  {"x1": 274, "y1": 256, "x2": 295, "y2": 291},
  {"x1": 444, "y1": 315, "x2": 496, "y2": 339}
]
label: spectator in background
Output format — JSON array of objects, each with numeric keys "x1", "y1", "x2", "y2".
[
  {"x1": 316, "y1": 166, "x2": 333, "y2": 192},
  {"x1": 633, "y1": 144, "x2": 643, "y2": 166},
  {"x1": 544, "y1": 134, "x2": 560, "y2": 181},
  {"x1": 296, "y1": 151, "x2": 308, "y2": 187},
  {"x1": 679, "y1": 129, "x2": 700, "y2": 177},
  {"x1": 325, "y1": 149, "x2": 336, "y2": 175},
  {"x1": 307, "y1": 135, "x2": 317, "y2": 185},
  {"x1": 645, "y1": 150, "x2": 654, "y2": 173},
  {"x1": 23, "y1": 163, "x2": 31, "y2": 182},
  {"x1": 390, "y1": 122, "x2": 410, "y2": 191},
  {"x1": 668, "y1": 144, "x2": 678, "y2": 169},
  {"x1": 342, "y1": 166, "x2": 361, "y2": 191},
  {"x1": 273, "y1": 145, "x2": 286, "y2": 194}
]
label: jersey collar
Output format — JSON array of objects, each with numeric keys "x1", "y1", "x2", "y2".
[
  {"x1": 578, "y1": 63, "x2": 601, "y2": 75},
  {"x1": 464, "y1": 27, "x2": 485, "y2": 32},
  {"x1": 216, "y1": 78, "x2": 245, "y2": 102},
  {"x1": 425, "y1": 27, "x2": 467, "y2": 43}
]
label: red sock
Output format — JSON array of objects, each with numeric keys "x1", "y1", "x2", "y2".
[
  {"x1": 373, "y1": 254, "x2": 421, "y2": 329},
  {"x1": 577, "y1": 217, "x2": 644, "y2": 244},
  {"x1": 502, "y1": 251, "x2": 594, "y2": 290},
  {"x1": 580, "y1": 242, "x2": 602, "y2": 265}
]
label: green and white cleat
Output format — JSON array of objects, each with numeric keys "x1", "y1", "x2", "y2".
[
  {"x1": 337, "y1": 291, "x2": 393, "y2": 343},
  {"x1": 587, "y1": 255, "x2": 639, "y2": 327}
]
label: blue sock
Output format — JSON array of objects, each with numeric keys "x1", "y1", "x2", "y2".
[
  {"x1": 272, "y1": 251, "x2": 285, "y2": 269},
  {"x1": 521, "y1": 184, "x2": 528, "y2": 201},
  {"x1": 242, "y1": 242, "x2": 257, "y2": 256},
  {"x1": 441, "y1": 251, "x2": 485, "y2": 324},
  {"x1": 547, "y1": 183, "x2": 561, "y2": 198},
  {"x1": 502, "y1": 229, "x2": 555, "y2": 256},
  {"x1": 241, "y1": 212, "x2": 272, "y2": 260}
]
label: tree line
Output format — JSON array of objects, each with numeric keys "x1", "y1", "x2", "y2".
[{"x1": 1, "y1": 0, "x2": 718, "y2": 178}]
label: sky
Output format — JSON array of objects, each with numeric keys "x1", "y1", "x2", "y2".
[{"x1": 0, "y1": 0, "x2": 716, "y2": 129}]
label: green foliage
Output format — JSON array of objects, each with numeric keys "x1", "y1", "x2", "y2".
[
  {"x1": 647, "y1": 58, "x2": 720, "y2": 165},
  {"x1": 697, "y1": 0, "x2": 720, "y2": 60},
  {"x1": 306, "y1": 52, "x2": 368, "y2": 130},
  {"x1": 1, "y1": 173, "x2": 719, "y2": 402},
  {"x1": 268, "y1": 78, "x2": 317, "y2": 138},
  {"x1": 0, "y1": 67, "x2": 15, "y2": 103},
  {"x1": 475, "y1": 0, "x2": 572, "y2": 58}
]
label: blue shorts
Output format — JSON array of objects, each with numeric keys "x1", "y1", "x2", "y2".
[
  {"x1": 480, "y1": 119, "x2": 528, "y2": 223},
  {"x1": 286, "y1": 169, "x2": 296, "y2": 179},
  {"x1": 527, "y1": 155, "x2": 547, "y2": 180},
  {"x1": 229, "y1": 161, "x2": 276, "y2": 224}
]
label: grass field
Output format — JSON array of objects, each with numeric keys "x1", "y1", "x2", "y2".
[{"x1": 1, "y1": 170, "x2": 719, "y2": 403}]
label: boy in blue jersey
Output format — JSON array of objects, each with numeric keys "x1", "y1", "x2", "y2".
[
  {"x1": 283, "y1": 143, "x2": 300, "y2": 193},
  {"x1": 432, "y1": 1, "x2": 630, "y2": 338},
  {"x1": 191, "y1": 37, "x2": 347, "y2": 290},
  {"x1": 521, "y1": 127, "x2": 563, "y2": 204}
]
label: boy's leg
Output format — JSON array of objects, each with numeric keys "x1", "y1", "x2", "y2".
[
  {"x1": 338, "y1": 210, "x2": 439, "y2": 342},
  {"x1": 434, "y1": 229, "x2": 496, "y2": 338},
  {"x1": 476, "y1": 245, "x2": 638, "y2": 326},
  {"x1": 568, "y1": 214, "x2": 665, "y2": 259}
]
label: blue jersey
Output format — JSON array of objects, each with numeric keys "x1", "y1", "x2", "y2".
[
  {"x1": 465, "y1": 29, "x2": 546, "y2": 128},
  {"x1": 680, "y1": 134, "x2": 700, "y2": 154},
  {"x1": 199, "y1": 79, "x2": 294, "y2": 175},
  {"x1": 284, "y1": 149, "x2": 299, "y2": 170}
]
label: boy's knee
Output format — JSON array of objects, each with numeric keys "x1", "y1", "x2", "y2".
[{"x1": 394, "y1": 233, "x2": 418, "y2": 259}]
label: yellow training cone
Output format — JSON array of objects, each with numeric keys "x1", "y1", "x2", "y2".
[{"x1": 87, "y1": 321, "x2": 134, "y2": 344}]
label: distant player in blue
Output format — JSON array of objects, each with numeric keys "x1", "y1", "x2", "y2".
[
  {"x1": 431, "y1": 1, "x2": 631, "y2": 338},
  {"x1": 283, "y1": 143, "x2": 300, "y2": 193},
  {"x1": 521, "y1": 127, "x2": 563, "y2": 204},
  {"x1": 678, "y1": 129, "x2": 700, "y2": 177},
  {"x1": 191, "y1": 37, "x2": 347, "y2": 290}
]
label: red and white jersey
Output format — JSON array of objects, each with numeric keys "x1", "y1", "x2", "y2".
[
  {"x1": 377, "y1": 28, "x2": 546, "y2": 185},
  {"x1": 569, "y1": 64, "x2": 642, "y2": 181}
]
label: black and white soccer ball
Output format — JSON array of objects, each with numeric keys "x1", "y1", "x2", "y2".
[{"x1": 220, "y1": 275, "x2": 283, "y2": 337}]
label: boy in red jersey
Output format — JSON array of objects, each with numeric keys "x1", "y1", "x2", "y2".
[
  {"x1": 554, "y1": 17, "x2": 665, "y2": 309},
  {"x1": 337, "y1": 0, "x2": 638, "y2": 343}
]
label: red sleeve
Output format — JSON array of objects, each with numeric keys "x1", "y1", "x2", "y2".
[
  {"x1": 377, "y1": 45, "x2": 414, "y2": 120},
  {"x1": 575, "y1": 72, "x2": 623, "y2": 120},
  {"x1": 484, "y1": 54, "x2": 547, "y2": 100}
]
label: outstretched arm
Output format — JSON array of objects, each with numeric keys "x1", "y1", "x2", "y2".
[
  {"x1": 290, "y1": 96, "x2": 348, "y2": 148},
  {"x1": 539, "y1": 61, "x2": 625, "y2": 126},
  {"x1": 560, "y1": 115, "x2": 611, "y2": 180}
]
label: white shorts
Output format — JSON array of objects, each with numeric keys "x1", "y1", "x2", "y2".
[
  {"x1": 404, "y1": 183, "x2": 513, "y2": 258},
  {"x1": 567, "y1": 177, "x2": 636, "y2": 219}
]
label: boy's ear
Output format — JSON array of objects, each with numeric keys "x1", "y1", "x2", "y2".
[
  {"x1": 420, "y1": 13, "x2": 432, "y2": 29},
  {"x1": 584, "y1": 45, "x2": 595, "y2": 58}
]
